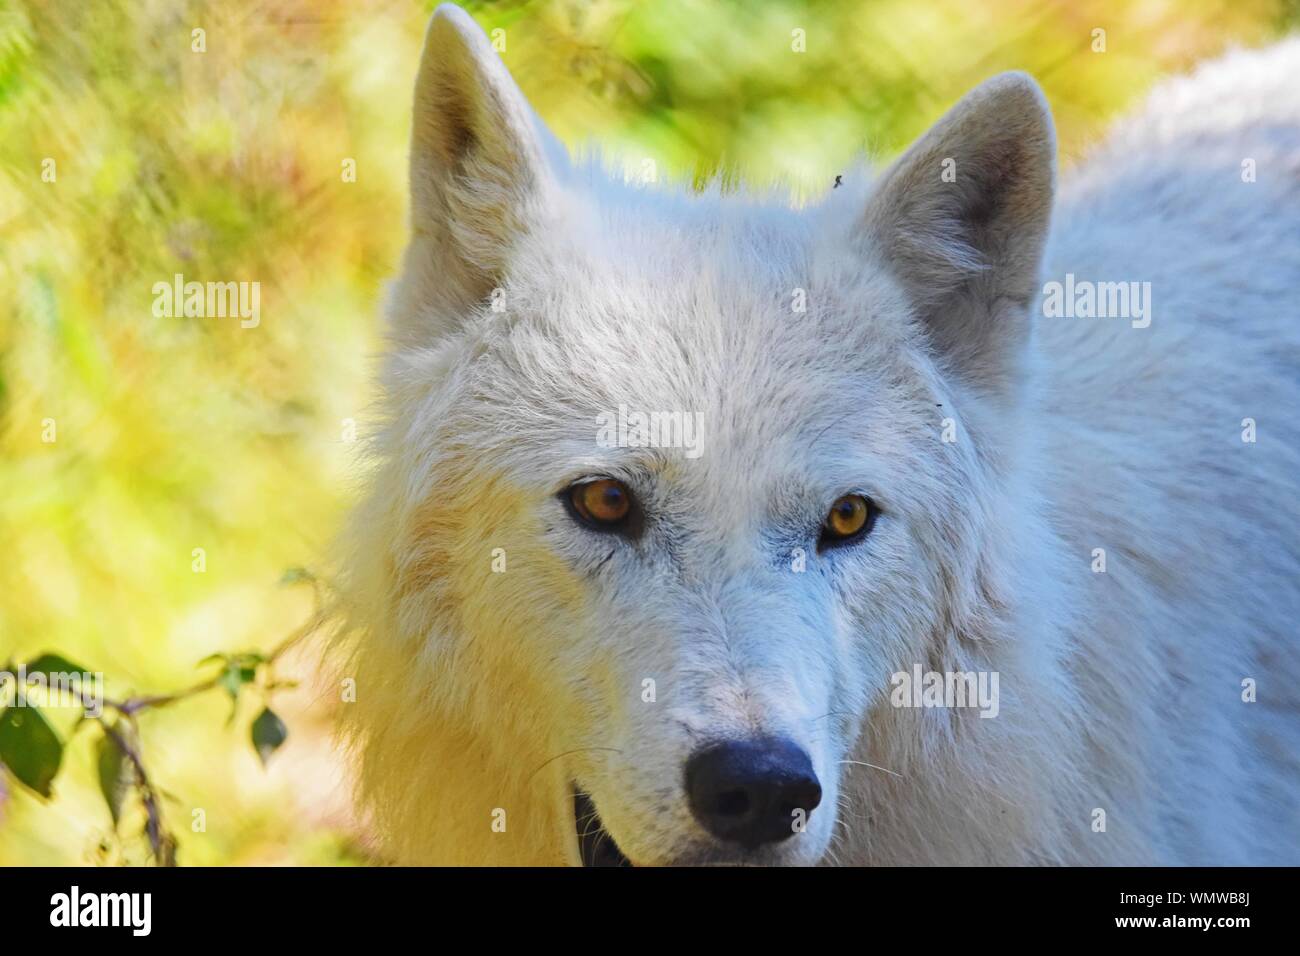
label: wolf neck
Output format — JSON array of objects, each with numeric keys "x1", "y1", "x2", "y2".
[{"x1": 840, "y1": 365, "x2": 1151, "y2": 865}]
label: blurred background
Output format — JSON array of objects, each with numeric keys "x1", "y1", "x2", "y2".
[{"x1": 1, "y1": 0, "x2": 1296, "y2": 866}]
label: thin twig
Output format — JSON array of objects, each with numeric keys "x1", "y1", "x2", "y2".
[{"x1": 26, "y1": 576, "x2": 330, "y2": 866}]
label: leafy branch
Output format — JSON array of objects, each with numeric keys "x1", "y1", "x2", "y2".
[{"x1": 0, "y1": 568, "x2": 326, "y2": 866}]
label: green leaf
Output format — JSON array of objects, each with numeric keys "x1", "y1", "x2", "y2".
[
  {"x1": 279, "y1": 567, "x2": 315, "y2": 586},
  {"x1": 251, "y1": 707, "x2": 288, "y2": 766},
  {"x1": 23, "y1": 652, "x2": 88, "y2": 678},
  {"x1": 96, "y1": 727, "x2": 133, "y2": 826},
  {"x1": 218, "y1": 661, "x2": 258, "y2": 701},
  {"x1": 0, "y1": 703, "x2": 64, "y2": 798}
]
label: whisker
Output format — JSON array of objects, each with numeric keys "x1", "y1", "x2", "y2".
[
  {"x1": 527, "y1": 747, "x2": 624, "y2": 782},
  {"x1": 839, "y1": 758, "x2": 902, "y2": 778}
]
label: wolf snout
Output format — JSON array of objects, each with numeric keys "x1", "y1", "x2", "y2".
[{"x1": 684, "y1": 737, "x2": 822, "y2": 849}]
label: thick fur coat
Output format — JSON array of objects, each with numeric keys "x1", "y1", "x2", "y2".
[{"x1": 336, "y1": 5, "x2": 1300, "y2": 865}]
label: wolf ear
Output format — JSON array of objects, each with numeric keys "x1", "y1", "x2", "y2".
[
  {"x1": 861, "y1": 73, "x2": 1055, "y2": 395},
  {"x1": 397, "y1": 4, "x2": 559, "y2": 341}
]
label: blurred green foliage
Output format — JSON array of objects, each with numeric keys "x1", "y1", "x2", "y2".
[{"x1": 0, "y1": 0, "x2": 1294, "y2": 864}]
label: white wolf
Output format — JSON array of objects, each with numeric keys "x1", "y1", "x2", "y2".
[{"x1": 336, "y1": 4, "x2": 1300, "y2": 865}]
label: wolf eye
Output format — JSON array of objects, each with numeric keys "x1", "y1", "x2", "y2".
[
  {"x1": 819, "y1": 494, "x2": 877, "y2": 550},
  {"x1": 565, "y1": 479, "x2": 634, "y2": 531}
]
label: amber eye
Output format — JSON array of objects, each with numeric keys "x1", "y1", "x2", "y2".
[
  {"x1": 820, "y1": 494, "x2": 876, "y2": 549},
  {"x1": 566, "y1": 478, "x2": 634, "y2": 529}
]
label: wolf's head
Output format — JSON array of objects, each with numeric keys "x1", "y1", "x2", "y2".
[{"x1": 341, "y1": 4, "x2": 1057, "y2": 866}]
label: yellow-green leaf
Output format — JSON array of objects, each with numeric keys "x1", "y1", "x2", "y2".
[{"x1": 96, "y1": 727, "x2": 133, "y2": 826}]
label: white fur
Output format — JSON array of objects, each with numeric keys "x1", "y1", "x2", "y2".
[{"x1": 337, "y1": 5, "x2": 1300, "y2": 865}]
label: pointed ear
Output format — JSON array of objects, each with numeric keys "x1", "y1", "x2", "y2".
[
  {"x1": 861, "y1": 73, "x2": 1055, "y2": 395},
  {"x1": 397, "y1": 4, "x2": 559, "y2": 340}
]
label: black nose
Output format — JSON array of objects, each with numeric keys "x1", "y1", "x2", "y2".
[{"x1": 685, "y1": 737, "x2": 822, "y2": 848}]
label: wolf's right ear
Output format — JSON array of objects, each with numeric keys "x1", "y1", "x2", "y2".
[{"x1": 397, "y1": 4, "x2": 559, "y2": 341}]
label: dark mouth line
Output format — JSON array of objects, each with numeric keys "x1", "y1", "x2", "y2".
[{"x1": 574, "y1": 790, "x2": 632, "y2": 867}]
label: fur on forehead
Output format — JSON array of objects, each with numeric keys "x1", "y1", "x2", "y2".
[
  {"x1": 472, "y1": 184, "x2": 920, "y2": 389},
  {"x1": 397, "y1": 182, "x2": 947, "y2": 450},
  {"x1": 392, "y1": 4, "x2": 1053, "y2": 478}
]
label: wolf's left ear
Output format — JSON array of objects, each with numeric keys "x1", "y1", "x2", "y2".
[
  {"x1": 861, "y1": 73, "x2": 1055, "y2": 395},
  {"x1": 397, "y1": 4, "x2": 561, "y2": 340}
]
